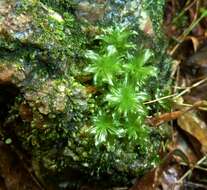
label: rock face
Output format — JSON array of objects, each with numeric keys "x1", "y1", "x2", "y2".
[{"x1": 0, "y1": 0, "x2": 168, "y2": 189}]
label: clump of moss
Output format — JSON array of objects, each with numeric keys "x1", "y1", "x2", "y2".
[
  {"x1": 142, "y1": 0, "x2": 165, "y2": 40},
  {"x1": 84, "y1": 25, "x2": 161, "y2": 160},
  {"x1": 40, "y1": 0, "x2": 76, "y2": 13},
  {"x1": 0, "y1": 0, "x2": 86, "y2": 76}
]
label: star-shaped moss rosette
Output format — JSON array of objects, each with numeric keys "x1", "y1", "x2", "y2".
[
  {"x1": 89, "y1": 113, "x2": 124, "y2": 145},
  {"x1": 106, "y1": 82, "x2": 148, "y2": 117},
  {"x1": 97, "y1": 26, "x2": 136, "y2": 53},
  {"x1": 123, "y1": 50, "x2": 157, "y2": 84},
  {"x1": 85, "y1": 48, "x2": 122, "y2": 85}
]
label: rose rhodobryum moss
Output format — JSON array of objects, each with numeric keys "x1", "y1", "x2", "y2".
[{"x1": 84, "y1": 25, "x2": 162, "y2": 163}]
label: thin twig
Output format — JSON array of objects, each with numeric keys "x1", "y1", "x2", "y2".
[
  {"x1": 144, "y1": 94, "x2": 177, "y2": 105},
  {"x1": 172, "y1": 0, "x2": 196, "y2": 24},
  {"x1": 184, "y1": 181, "x2": 207, "y2": 189},
  {"x1": 169, "y1": 9, "x2": 207, "y2": 56},
  {"x1": 144, "y1": 77, "x2": 207, "y2": 105},
  {"x1": 180, "y1": 162, "x2": 207, "y2": 172},
  {"x1": 174, "y1": 62, "x2": 180, "y2": 94},
  {"x1": 177, "y1": 155, "x2": 207, "y2": 184},
  {"x1": 176, "y1": 77, "x2": 207, "y2": 97},
  {"x1": 176, "y1": 102, "x2": 207, "y2": 111},
  {"x1": 170, "y1": 60, "x2": 180, "y2": 80},
  {"x1": 112, "y1": 188, "x2": 128, "y2": 190}
]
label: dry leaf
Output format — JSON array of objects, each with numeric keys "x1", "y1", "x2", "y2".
[
  {"x1": 168, "y1": 129, "x2": 199, "y2": 164},
  {"x1": 148, "y1": 111, "x2": 183, "y2": 127},
  {"x1": 184, "y1": 36, "x2": 199, "y2": 52},
  {"x1": 178, "y1": 111, "x2": 207, "y2": 153},
  {"x1": 130, "y1": 150, "x2": 185, "y2": 190}
]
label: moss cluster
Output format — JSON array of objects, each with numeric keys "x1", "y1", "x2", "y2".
[
  {"x1": 0, "y1": 0, "x2": 85, "y2": 75},
  {"x1": 84, "y1": 26, "x2": 158, "y2": 150},
  {"x1": 40, "y1": 0, "x2": 76, "y2": 12}
]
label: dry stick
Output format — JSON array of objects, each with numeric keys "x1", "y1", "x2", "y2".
[
  {"x1": 147, "y1": 100, "x2": 204, "y2": 127},
  {"x1": 144, "y1": 94, "x2": 177, "y2": 105},
  {"x1": 195, "y1": 0, "x2": 200, "y2": 21},
  {"x1": 170, "y1": 60, "x2": 181, "y2": 79},
  {"x1": 144, "y1": 77, "x2": 207, "y2": 105},
  {"x1": 184, "y1": 181, "x2": 207, "y2": 189},
  {"x1": 174, "y1": 61, "x2": 180, "y2": 94},
  {"x1": 180, "y1": 162, "x2": 207, "y2": 172},
  {"x1": 176, "y1": 77, "x2": 207, "y2": 97},
  {"x1": 177, "y1": 155, "x2": 207, "y2": 184},
  {"x1": 172, "y1": 0, "x2": 196, "y2": 24},
  {"x1": 112, "y1": 188, "x2": 128, "y2": 190},
  {"x1": 177, "y1": 102, "x2": 207, "y2": 111}
]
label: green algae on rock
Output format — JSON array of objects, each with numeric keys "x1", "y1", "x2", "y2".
[
  {"x1": 0, "y1": 0, "x2": 86, "y2": 76},
  {"x1": 0, "y1": 0, "x2": 171, "y2": 189}
]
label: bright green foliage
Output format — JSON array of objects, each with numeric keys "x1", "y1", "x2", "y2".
[
  {"x1": 89, "y1": 113, "x2": 124, "y2": 145},
  {"x1": 124, "y1": 50, "x2": 157, "y2": 83},
  {"x1": 85, "y1": 26, "x2": 157, "y2": 146},
  {"x1": 85, "y1": 50, "x2": 122, "y2": 85},
  {"x1": 97, "y1": 26, "x2": 136, "y2": 53},
  {"x1": 125, "y1": 114, "x2": 150, "y2": 148},
  {"x1": 106, "y1": 83, "x2": 147, "y2": 116}
]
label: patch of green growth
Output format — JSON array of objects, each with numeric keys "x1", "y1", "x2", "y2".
[
  {"x1": 142, "y1": 0, "x2": 165, "y2": 35},
  {"x1": 28, "y1": 2, "x2": 84, "y2": 54},
  {"x1": 84, "y1": 25, "x2": 159, "y2": 154},
  {"x1": 3, "y1": 24, "x2": 168, "y2": 187},
  {"x1": 172, "y1": 13, "x2": 188, "y2": 29},
  {"x1": 40, "y1": 0, "x2": 76, "y2": 13},
  {"x1": 6, "y1": 0, "x2": 86, "y2": 76}
]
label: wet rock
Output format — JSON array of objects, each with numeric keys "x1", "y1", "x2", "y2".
[
  {"x1": 0, "y1": 0, "x2": 169, "y2": 189},
  {"x1": 0, "y1": 61, "x2": 25, "y2": 85},
  {"x1": 19, "y1": 103, "x2": 33, "y2": 122},
  {"x1": 0, "y1": 65, "x2": 15, "y2": 84},
  {"x1": 76, "y1": 1, "x2": 107, "y2": 23}
]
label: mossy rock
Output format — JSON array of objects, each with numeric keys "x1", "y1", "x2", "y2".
[{"x1": 0, "y1": 0, "x2": 171, "y2": 189}]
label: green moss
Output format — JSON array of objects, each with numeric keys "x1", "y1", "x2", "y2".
[
  {"x1": 83, "y1": 26, "x2": 165, "y2": 179},
  {"x1": 142, "y1": 0, "x2": 165, "y2": 38},
  {"x1": 0, "y1": 0, "x2": 86, "y2": 76},
  {"x1": 40, "y1": 0, "x2": 76, "y2": 13}
]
